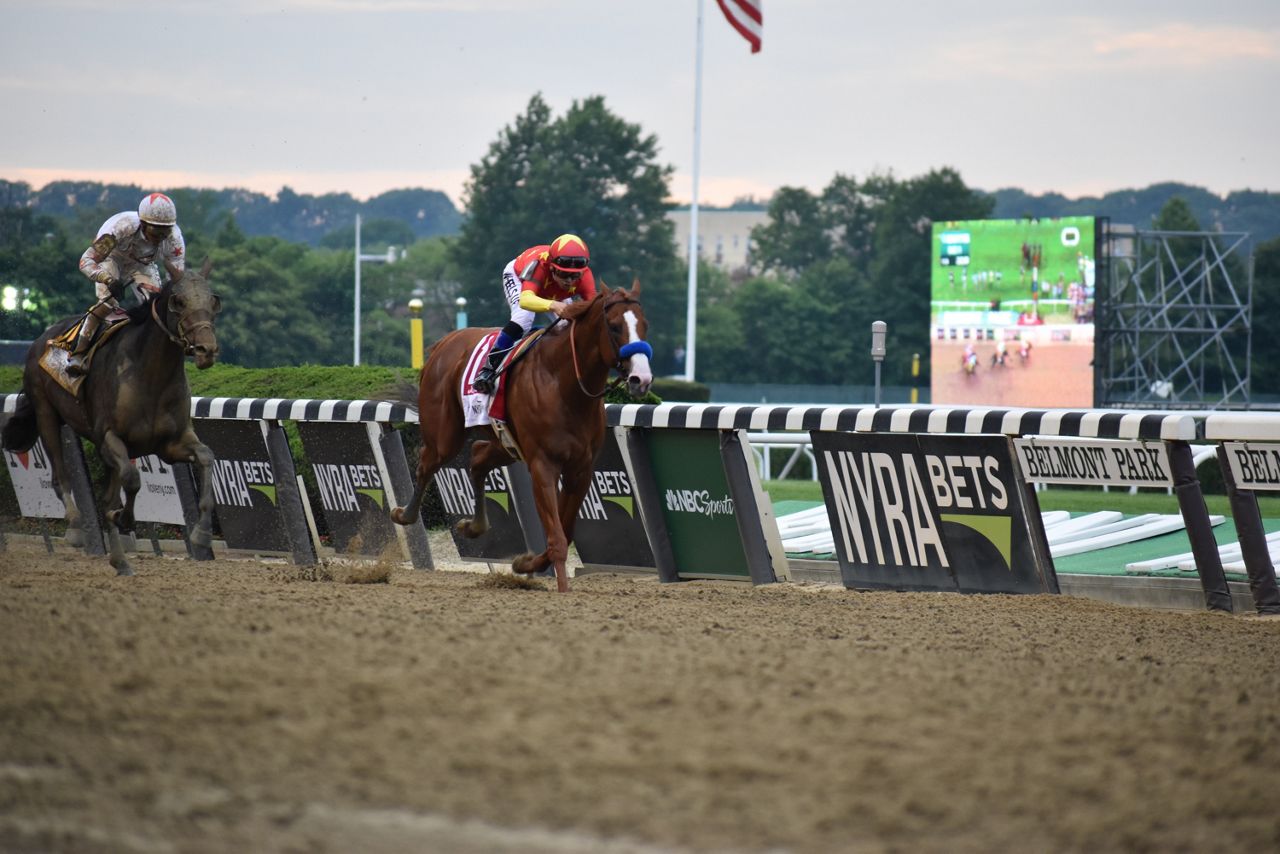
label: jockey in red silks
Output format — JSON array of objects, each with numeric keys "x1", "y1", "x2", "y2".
[
  {"x1": 69, "y1": 192, "x2": 185, "y2": 375},
  {"x1": 472, "y1": 233, "x2": 597, "y2": 394}
]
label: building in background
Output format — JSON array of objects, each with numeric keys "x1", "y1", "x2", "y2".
[{"x1": 667, "y1": 209, "x2": 768, "y2": 272}]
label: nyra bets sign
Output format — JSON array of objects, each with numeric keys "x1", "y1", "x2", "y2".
[{"x1": 812, "y1": 432, "x2": 1051, "y2": 594}]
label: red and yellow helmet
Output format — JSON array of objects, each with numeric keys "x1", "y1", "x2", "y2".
[{"x1": 548, "y1": 233, "x2": 589, "y2": 274}]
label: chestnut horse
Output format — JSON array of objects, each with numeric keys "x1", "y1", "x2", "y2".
[
  {"x1": 391, "y1": 281, "x2": 654, "y2": 592},
  {"x1": 1, "y1": 260, "x2": 222, "y2": 575}
]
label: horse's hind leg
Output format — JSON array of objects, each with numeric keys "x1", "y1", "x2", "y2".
[
  {"x1": 97, "y1": 430, "x2": 138, "y2": 576},
  {"x1": 391, "y1": 431, "x2": 458, "y2": 527},
  {"x1": 392, "y1": 392, "x2": 466, "y2": 526},
  {"x1": 33, "y1": 406, "x2": 84, "y2": 549}
]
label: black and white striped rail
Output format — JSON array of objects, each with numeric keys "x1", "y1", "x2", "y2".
[
  {"x1": 0, "y1": 395, "x2": 1208, "y2": 440},
  {"x1": 607, "y1": 403, "x2": 1200, "y2": 441},
  {"x1": 190, "y1": 396, "x2": 418, "y2": 423}
]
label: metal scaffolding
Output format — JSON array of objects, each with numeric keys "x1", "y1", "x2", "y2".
[{"x1": 1096, "y1": 225, "x2": 1253, "y2": 409}]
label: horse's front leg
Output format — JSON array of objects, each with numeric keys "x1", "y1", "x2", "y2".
[
  {"x1": 34, "y1": 412, "x2": 83, "y2": 549},
  {"x1": 555, "y1": 460, "x2": 594, "y2": 552},
  {"x1": 163, "y1": 428, "x2": 216, "y2": 550},
  {"x1": 97, "y1": 430, "x2": 138, "y2": 576},
  {"x1": 512, "y1": 455, "x2": 571, "y2": 593}
]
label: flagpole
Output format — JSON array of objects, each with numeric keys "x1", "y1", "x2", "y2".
[{"x1": 684, "y1": 0, "x2": 704, "y2": 383}]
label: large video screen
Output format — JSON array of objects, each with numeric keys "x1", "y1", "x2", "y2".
[{"x1": 930, "y1": 216, "x2": 1096, "y2": 407}]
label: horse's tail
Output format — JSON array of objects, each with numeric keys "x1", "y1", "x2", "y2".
[
  {"x1": 379, "y1": 375, "x2": 421, "y2": 412},
  {"x1": 1, "y1": 393, "x2": 39, "y2": 453}
]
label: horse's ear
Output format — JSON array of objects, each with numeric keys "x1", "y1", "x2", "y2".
[
  {"x1": 598, "y1": 279, "x2": 610, "y2": 296},
  {"x1": 631, "y1": 277, "x2": 641, "y2": 296},
  {"x1": 200, "y1": 257, "x2": 213, "y2": 278}
]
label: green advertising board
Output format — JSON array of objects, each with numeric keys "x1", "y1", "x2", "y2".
[{"x1": 645, "y1": 429, "x2": 750, "y2": 579}]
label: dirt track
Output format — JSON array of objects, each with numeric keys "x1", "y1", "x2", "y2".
[{"x1": 2, "y1": 537, "x2": 1280, "y2": 853}]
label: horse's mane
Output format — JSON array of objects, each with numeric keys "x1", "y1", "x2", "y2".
[
  {"x1": 125, "y1": 296, "x2": 154, "y2": 325},
  {"x1": 125, "y1": 275, "x2": 185, "y2": 325},
  {"x1": 560, "y1": 287, "x2": 629, "y2": 324},
  {"x1": 560, "y1": 293, "x2": 598, "y2": 323}
]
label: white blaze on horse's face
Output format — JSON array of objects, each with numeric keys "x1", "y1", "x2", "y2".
[{"x1": 622, "y1": 308, "x2": 653, "y2": 395}]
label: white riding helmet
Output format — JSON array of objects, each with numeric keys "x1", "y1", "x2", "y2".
[{"x1": 138, "y1": 193, "x2": 177, "y2": 227}]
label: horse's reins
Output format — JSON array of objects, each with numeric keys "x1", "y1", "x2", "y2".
[{"x1": 568, "y1": 296, "x2": 651, "y2": 398}]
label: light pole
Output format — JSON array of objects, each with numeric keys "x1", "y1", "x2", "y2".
[
  {"x1": 871, "y1": 320, "x2": 887, "y2": 408},
  {"x1": 454, "y1": 296, "x2": 468, "y2": 330},
  {"x1": 408, "y1": 297, "x2": 424, "y2": 369},
  {"x1": 353, "y1": 213, "x2": 398, "y2": 366}
]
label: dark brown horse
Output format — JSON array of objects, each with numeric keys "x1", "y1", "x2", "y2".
[
  {"x1": 391, "y1": 281, "x2": 654, "y2": 592},
  {"x1": 1, "y1": 260, "x2": 222, "y2": 575}
]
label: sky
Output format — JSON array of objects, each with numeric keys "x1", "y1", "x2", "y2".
[{"x1": 2, "y1": 0, "x2": 1278, "y2": 211}]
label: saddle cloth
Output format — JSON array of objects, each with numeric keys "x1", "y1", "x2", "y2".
[
  {"x1": 40, "y1": 310, "x2": 133, "y2": 396},
  {"x1": 459, "y1": 328, "x2": 548, "y2": 428},
  {"x1": 460, "y1": 331, "x2": 505, "y2": 428}
]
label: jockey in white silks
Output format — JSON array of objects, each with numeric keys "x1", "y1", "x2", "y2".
[{"x1": 69, "y1": 192, "x2": 186, "y2": 375}]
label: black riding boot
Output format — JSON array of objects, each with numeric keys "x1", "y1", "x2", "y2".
[{"x1": 473, "y1": 348, "x2": 504, "y2": 394}]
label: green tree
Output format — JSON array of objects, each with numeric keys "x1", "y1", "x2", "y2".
[
  {"x1": 751, "y1": 186, "x2": 831, "y2": 275},
  {"x1": 206, "y1": 236, "x2": 339, "y2": 367},
  {"x1": 451, "y1": 94, "x2": 682, "y2": 370},
  {"x1": 358, "y1": 236, "x2": 463, "y2": 367},
  {"x1": 320, "y1": 218, "x2": 416, "y2": 252},
  {"x1": 0, "y1": 209, "x2": 87, "y2": 339}
]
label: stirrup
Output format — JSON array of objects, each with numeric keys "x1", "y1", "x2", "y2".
[{"x1": 66, "y1": 353, "x2": 88, "y2": 376}]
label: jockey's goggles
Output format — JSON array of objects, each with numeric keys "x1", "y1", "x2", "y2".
[{"x1": 550, "y1": 255, "x2": 588, "y2": 272}]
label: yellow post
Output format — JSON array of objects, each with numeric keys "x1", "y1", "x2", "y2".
[
  {"x1": 408, "y1": 298, "x2": 424, "y2": 369},
  {"x1": 911, "y1": 352, "x2": 920, "y2": 404}
]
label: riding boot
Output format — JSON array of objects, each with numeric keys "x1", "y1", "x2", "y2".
[
  {"x1": 66, "y1": 308, "x2": 108, "y2": 377},
  {"x1": 472, "y1": 348, "x2": 504, "y2": 395}
]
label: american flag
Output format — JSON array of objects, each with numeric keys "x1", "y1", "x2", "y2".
[{"x1": 716, "y1": 0, "x2": 762, "y2": 53}]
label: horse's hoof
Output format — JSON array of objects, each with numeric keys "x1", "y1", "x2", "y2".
[
  {"x1": 112, "y1": 560, "x2": 134, "y2": 577},
  {"x1": 190, "y1": 525, "x2": 212, "y2": 548},
  {"x1": 65, "y1": 527, "x2": 84, "y2": 548},
  {"x1": 456, "y1": 519, "x2": 486, "y2": 539},
  {"x1": 390, "y1": 507, "x2": 407, "y2": 525}
]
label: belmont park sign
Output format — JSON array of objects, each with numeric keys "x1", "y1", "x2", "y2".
[{"x1": 1012, "y1": 437, "x2": 1173, "y2": 488}]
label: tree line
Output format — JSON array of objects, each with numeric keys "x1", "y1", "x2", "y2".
[{"x1": 3, "y1": 93, "x2": 1280, "y2": 393}]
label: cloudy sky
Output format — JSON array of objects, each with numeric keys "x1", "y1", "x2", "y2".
[{"x1": 2, "y1": 0, "x2": 1277, "y2": 209}]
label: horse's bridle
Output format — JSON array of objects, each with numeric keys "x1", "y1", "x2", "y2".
[
  {"x1": 151, "y1": 293, "x2": 214, "y2": 357},
  {"x1": 568, "y1": 295, "x2": 649, "y2": 398}
]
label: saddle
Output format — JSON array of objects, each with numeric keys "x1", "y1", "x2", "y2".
[{"x1": 40, "y1": 309, "x2": 131, "y2": 395}]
